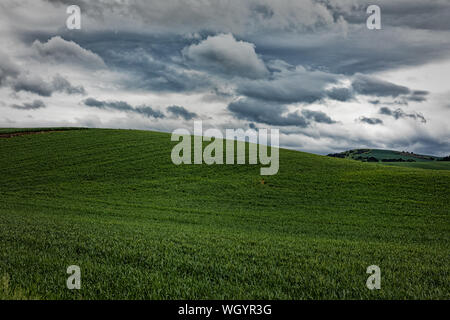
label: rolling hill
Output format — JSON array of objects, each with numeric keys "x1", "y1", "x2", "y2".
[
  {"x1": 328, "y1": 148, "x2": 442, "y2": 162},
  {"x1": 0, "y1": 128, "x2": 449, "y2": 299},
  {"x1": 328, "y1": 149, "x2": 450, "y2": 171}
]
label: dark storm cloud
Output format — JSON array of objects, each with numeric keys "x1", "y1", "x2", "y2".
[
  {"x1": 23, "y1": 31, "x2": 212, "y2": 93},
  {"x1": 12, "y1": 75, "x2": 54, "y2": 97},
  {"x1": 11, "y1": 100, "x2": 46, "y2": 110},
  {"x1": 379, "y1": 107, "x2": 426, "y2": 123},
  {"x1": 358, "y1": 116, "x2": 383, "y2": 125},
  {"x1": 406, "y1": 90, "x2": 429, "y2": 102},
  {"x1": 254, "y1": 1, "x2": 450, "y2": 74},
  {"x1": 326, "y1": 87, "x2": 354, "y2": 102},
  {"x1": 12, "y1": 74, "x2": 86, "y2": 97},
  {"x1": 73, "y1": 32, "x2": 214, "y2": 93},
  {"x1": 227, "y1": 99, "x2": 308, "y2": 127},
  {"x1": 352, "y1": 74, "x2": 410, "y2": 97},
  {"x1": 167, "y1": 105, "x2": 197, "y2": 120},
  {"x1": 134, "y1": 106, "x2": 166, "y2": 119},
  {"x1": 412, "y1": 90, "x2": 429, "y2": 96},
  {"x1": 83, "y1": 97, "x2": 104, "y2": 107},
  {"x1": 83, "y1": 98, "x2": 165, "y2": 118},
  {"x1": 381, "y1": 132, "x2": 450, "y2": 157},
  {"x1": 237, "y1": 67, "x2": 340, "y2": 104},
  {"x1": 237, "y1": 70, "x2": 418, "y2": 105},
  {"x1": 52, "y1": 75, "x2": 86, "y2": 95},
  {"x1": 253, "y1": 26, "x2": 450, "y2": 75},
  {"x1": 404, "y1": 136, "x2": 450, "y2": 157},
  {"x1": 23, "y1": 29, "x2": 434, "y2": 103},
  {"x1": 301, "y1": 109, "x2": 336, "y2": 124}
]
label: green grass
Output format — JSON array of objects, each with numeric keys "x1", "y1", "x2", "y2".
[
  {"x1": 365, "y1": 149, "x2": 438, "y2": 162},
  {"x1": 0, "y1": 129, "x2": 449, "y2": 299},
  {"x1": 383, "y1": 162, "x2": 450, "y2": 171}
]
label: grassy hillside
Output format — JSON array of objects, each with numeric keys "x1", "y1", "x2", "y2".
[
  {"x1": 0, "y1": 129, "x2": 449, "y2": 299},
  {"x1": 328, "y1": 149, "x2": 441, "y2": 162},
  {"x1": 383, "y1": 162, "x2": 450, "y2": 171}
]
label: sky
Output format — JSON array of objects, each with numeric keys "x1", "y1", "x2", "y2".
[{"x1": 0, "y1": 0, "x2": 449, "y2": 155}]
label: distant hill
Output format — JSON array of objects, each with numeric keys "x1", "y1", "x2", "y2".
[{"x1": 328, "y1": 148, "x2": 442, "y2": 163}]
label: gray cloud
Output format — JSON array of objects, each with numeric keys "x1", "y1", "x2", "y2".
[
  {"x1": 0, "y1": 52, "x2": 20, "y2": 85},
  {"x1": 379, "y1": 107, "x2": 426, "y2": 123},
  {"x1": 1, "y1": 1, "x2": 449, "y2": 156},
  {"x1": 352, "y1": 74, "x2": 410, "y2": 97},
  {"x1": 25, "y1": 28, "x2": 434, "y2": 105},
  {"x1": 83, "y1": 97, "x2": 105, "y2": 108},
  {"x1": 301, "y1": 109, "x2": 336, "y2": 124},
  {"x1": 358, "y1": 116, "x2": 383, "y2": 125},
  {"x1": 407, "y1": 90, "x2": 429, "y2": 102},
  {"x1": 254, "y1": 25, "x2": 450, "y2": 77},
  {"x1": 134, "y1": 106, "x2": 166, "y2": 118},
  {"x1": 75, "y1": 36, "x2": 215, "y2": 93},
  {"x1": 31, "y1": 36, "x2": 105, "y2": 69},
  {"x1": 167, "y1": 105, "x2": 197, "y2": 120},
  {"x1": 12, "y1": 75, "x2": 53, "y2": 97},
  {"x1": 11, "y1": 100, "x2": 46, "y2": 110},
  {"x1": 0, "y1": 50, "x2": 86, "y2": 97},
  {"x1": 326, "y1": 87, "x2": 354, "y2": 102},
  {"x1": 52, "y1": 74, "x2": 86, "y2": 95},
  {"x1": 83, "y1": 98, "x2": 165, "y2": 118},
  {"x1": 42, "y1": 0, "x2": 337, "y2": 34},
  {"x1": 12, "y1": 74, "x2": 86, "y2": 97},
  {"x1": 15, "y1": 1, "x2": 450, "y2": 78},
  {"x1": 238, "y1": 66, "x2": 340, "y2": 104},
  {"x1": 228, "y1": 98, "x2": 308, "y2": 127}
]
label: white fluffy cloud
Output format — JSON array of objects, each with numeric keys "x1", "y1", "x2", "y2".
[
  {"x1": 31, "y1": 36, "x2": 105, "y2": 69},
  {"x1": 183, "y1": 34, "x2": 269, "y2": 79}
]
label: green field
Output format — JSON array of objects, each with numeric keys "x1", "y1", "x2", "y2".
[
  {"x1": 0, "y1": 129, "x2": 449, "y2": 299},
  {"x1": 383, "y1": 162, "x2": 450, "y2": 171}
]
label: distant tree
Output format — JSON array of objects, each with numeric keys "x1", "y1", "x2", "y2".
[
  {"x1": 381, "y1": 158, "x2": 406, "y2": 162},
  {"x1": 327, "y1": 153, "x2": 345, "y2": 158}
]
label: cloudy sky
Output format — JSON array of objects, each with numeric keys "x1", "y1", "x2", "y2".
[{"x1": 1, "y1": 0, "x2": 449, "y2": 155}]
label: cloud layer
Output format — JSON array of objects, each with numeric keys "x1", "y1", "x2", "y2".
[{"x1": 0, "y1": 0, "x2": 449, "y2": 156}]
